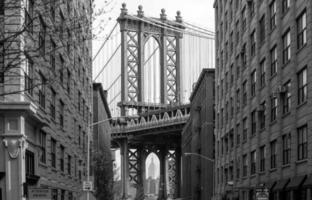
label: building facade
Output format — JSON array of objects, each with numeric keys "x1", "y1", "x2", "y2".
[
  {"x1": 92, "y1": 83, "x2": 113, "y2": 198},
  {"x1": 0, "y1": 0, "x2": 92, "y2": 199},
  {"x1": 214, "y1": 0, "x2": 312, "y2": 200},
  {"x1": 181, "y1": 68, "x2": 215, "y2": 200}
]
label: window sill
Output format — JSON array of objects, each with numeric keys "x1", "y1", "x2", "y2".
[
  {"x1": 282, "y1": 112, "x2": 291, "y2": 119},
  {"x1": 250, "y1": 174, "x2": 256, "y2": 178},
  {"x1": 270, "y1": 120, "x2": 277, "y2": 126},
  {"x1": 282, "y1": 164, "x2": 290, "y2": 169},
  {"x1": 297, "y1": 44, "x2": 307, "y2": 54},
  {"x1": 269, "y1": 168, "x2": 277, "y2": 173},
  {"x1": 270, "y1": 73, "x2": 277, "y2": 80},
  {"x1": 258, "y1": 171, "x2": 265, "y2": 175},
  {"x1": 296, "y1": 159, "x2": 308, "y2": 165},
  {"x1": 282, "y1": 60, "x2": 291, "y2": 68},
  {"x1": 297, "y1": 101, "x2": 307, "y2": 110},
  {"x1": 39, "y1": 162, "x2": 48, "y2": 168},
  {"x1": 51, "y1": 168, "x2": 57, "y2": 172}
]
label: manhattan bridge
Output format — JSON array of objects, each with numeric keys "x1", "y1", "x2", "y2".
[{"x1": 92, "y1": 4, "x2": 215, "y2": 199}]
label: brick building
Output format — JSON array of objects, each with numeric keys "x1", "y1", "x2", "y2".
[
  {"x1": 182, "y1": 68, "x2": 215, "y2": 200},
  {"x1": 214, "y1": 0, "x2": 312, "y2": 200},
  {"x1": 0, "y1": 0, "x2": 92, "y2": 199}
]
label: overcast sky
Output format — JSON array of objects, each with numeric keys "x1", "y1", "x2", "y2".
[{"x1": 93, "y1": 0, "x2": 215, "y2": 41}]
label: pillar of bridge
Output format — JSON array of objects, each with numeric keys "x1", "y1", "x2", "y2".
[
  {"x1": 158, "y1": 147, "x2": 168, "y2": 200},
  {"x1": 175, "y1": 146, "x2": 182, "y2": 198},
  {"x1": 120, "y1": 139, "x2": 129, "y2": 200}
]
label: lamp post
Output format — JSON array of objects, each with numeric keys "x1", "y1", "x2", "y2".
[
  {"x1": 183, "y1": 152, "x2": 215, "y2": 200},
  {"x1": 86, "y1": 116, "x2": 128, "y2": 200}
]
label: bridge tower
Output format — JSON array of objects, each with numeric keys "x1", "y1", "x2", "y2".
[{"x1": 114, "y1": 4, "x2": 187, "y2": 200}]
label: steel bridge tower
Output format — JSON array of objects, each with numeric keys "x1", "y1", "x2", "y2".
[{"x1": 112, "y1": 3, "x2": 190, "y2": 200}]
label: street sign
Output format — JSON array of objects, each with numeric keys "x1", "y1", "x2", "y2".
[
  {"x1": 28, "y1": 188, "x2": 51, "y2": 200},
  {"x1": 256, "y1": 188, "x2": 269, "y2": 200},
  {"x1": 83, "y1": 181, "x2": 93, "y2": 191}
]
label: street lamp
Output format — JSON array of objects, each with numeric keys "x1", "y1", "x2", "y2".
[
  {"x1": 183, "y1": 152, "x2": 215, "y2": 200},
  {"x1": 86, "y1": 116, "x2": 128, "y2": 200}
]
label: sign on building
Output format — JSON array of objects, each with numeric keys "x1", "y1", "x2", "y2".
[
  {"x1": 83, "y1": 181, "x2": 93, "y2": 191},
  {"x1": 256, "y1": 188, "x2": 269, "y2": 200},
  {"x1": 28, "y1": 188, "x2": 51, "y2": 200}
]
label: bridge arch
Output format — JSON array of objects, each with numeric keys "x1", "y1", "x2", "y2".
[{"x1": 143, "y1": 36, "x2": 161, "y2": 103}]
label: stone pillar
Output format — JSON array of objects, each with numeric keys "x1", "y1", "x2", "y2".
[
  {"x1": 175, "y1": 147, "x2": 182, "y2": 198},
  {"x1": 158, "y1": 148, "x2": 168, "y2": 200},
  {"x1": 120, "y1": 139, "x2": 129, "y2": 200}
]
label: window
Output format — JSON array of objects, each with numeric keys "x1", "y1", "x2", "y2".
[
  {"x1": 67, "y1": 29, "x2": 71, "y2": 54},
  {"x1": 269, "y1": 1, "x2": 276, "y2": 30},
  {"x1": 243, "y1": 118, "x2": 247, "y2": 142},
  {"x1": 38, "y1": 18, "x2": 46, "y2": 55},
  {"x1": 260, "y1": 59, "x2": 266, "y2": 88},
  {"x1": 25, "y1": 0, "x2": 34, "y2": 32},
  {"x1": 61, "y1": 190, "x2": 65, "y2": 200},
  {"x1": 59, "y1": 11, "x2": 65, "y2": 40},
  {"x1": 259, "y1": 16, "x2": 265, "y2": 43},
  {"x1": 236, "y1": 123, "x2": 240, "y2": 146},
  {"x1": 236, "y1": 158, "x2": 240, "y2": 179},
  {"x1": 282, "y1": 0, "x2": 290, "y2": 14},
  {"x1": 59, "y1": 56, "x2": 64, "y2": 85},
  {"x1": 298, "y1": 67, "x2": 307, "y2": 105},
  {"x1": 25, "y1": 57, "x2": 34, "y2": 95},
  {"x1": 242, "y1": 7, "x2": 246, "y2": 32},
  {"x1": 271, "y1": 96, "x2": 277, "y2": 122},
  {"x1": 236, "y1": 89, "x2": 240, "y2": 112},
  {"x1": 282, "y1": 133, "x2": 291, "y2": 165},
  {"x1": 236, "y1": 20, "x2": 240, "y2": 44},
  {"x1": 297, "y1": 11, "x2": 307, "y2": 49},
  {"x1": 78, "y1": 91, "x2": 81, "y2": 112},
  {"x1": 282, "y1": 81, "x2": 291, "y2": 114},
  {"x1": 60, "y1": 145, "x2": 65, "y2": 171},
  {"x1": 230, "y1": 32, "x2": 233, "y2": 54},
  {"x1": 243, "y1": 154, "x2": 248, "y2": 177},
  {"x1": 249, "y1": 0, "x2": 255, "y2": 17},
  {"x1": 0, "y1": 0, "x2": 4, "y2": 15},
  {"x1": 229, "y1": 129, "x2": 234, "y2": 149},
  {"x1": 38, "y1": 74, "x2": 46, "y2": 108},
  {"x1": 298, "y1": 125, "x2": 307, "y2": 160},
  {"x1": 25, "y1": 150, "x2": 35, "y2": 176},
  {"x1": 251, "y1": 70, "x2": 256, "y2": 97},
  {"x1": 0, "y1": 41, "x2": 4, "y2": 83},
  {"x1": 242, "y1": 81, "x2": 247, "y2": 106},
  {"x1": 52, "y1": 189, "x2": 58, "y2": 200},
  {"x1": 282, "y1": 30, "x2": 291, "y2": 64},
  {"x1": 260, "y1": 146, "x2": 265, "y2": 172},
  {"x1": 39, "y1": 131, "x2": 46, "y2": 163},
  {"x1": 50, "y1": 40, "x2": 56, "y2": 71},
  {"x1": 50, "y1": 88, "x2": 56, "y2": 119},
  {"x1": 50, "y1": 0, "x2": 56, "y2": 21},
  {"x1": 250, "y1": 31, "x2": 256, "y2": 56},
  {"x1": 83, "y1": 132, "x2": 86, "y2": 152},
  {"x1": 250, "y1": 151, "x2": 256, "y2": 175},
  {"x1": 259, "y1": 102, "x2": 266, "y2": 130},
  {"x1": 270, "y1": 140, "x2": 277, "y2": 169},
  {"x1": 68, "y1": 155, "x2": 71, "y2": 175},
  {"x1": 251, "y1": 110, "x2": 256, "y2": 136},
  {"x1": 270, "y1": 46, "x2": 277, "y2": 76},
  {"x1": 67, "y1": 69, "x2": 71, "y2": 94},
  {"x1": 242, "y1": 44, "x2": 247, "y2": 68},
  {"x1": 51, "y1": 138, "x2": 56, "y2": 168},
  {"x1": 59, "y1": 100, "x2": 64, "y2": 128}
]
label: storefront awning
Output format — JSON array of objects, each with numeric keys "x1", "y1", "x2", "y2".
[
  {"x1": 303, "y1": 176, "x2": 312, "y2": 188},
  {"x1": 286, "y1": 176, "x2": 307, "y2": 190},
  {"x1": 273, "y1": 179, "x2": 290, "y2": 191}
]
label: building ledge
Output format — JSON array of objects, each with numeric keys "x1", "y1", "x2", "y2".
[{"x1": 0, "y1": 101, "x2": 49, "y2": 127}]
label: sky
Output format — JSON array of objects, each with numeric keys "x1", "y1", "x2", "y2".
[{"x1": 93, "y1": 0, "x2": 215, "y2": 180}]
